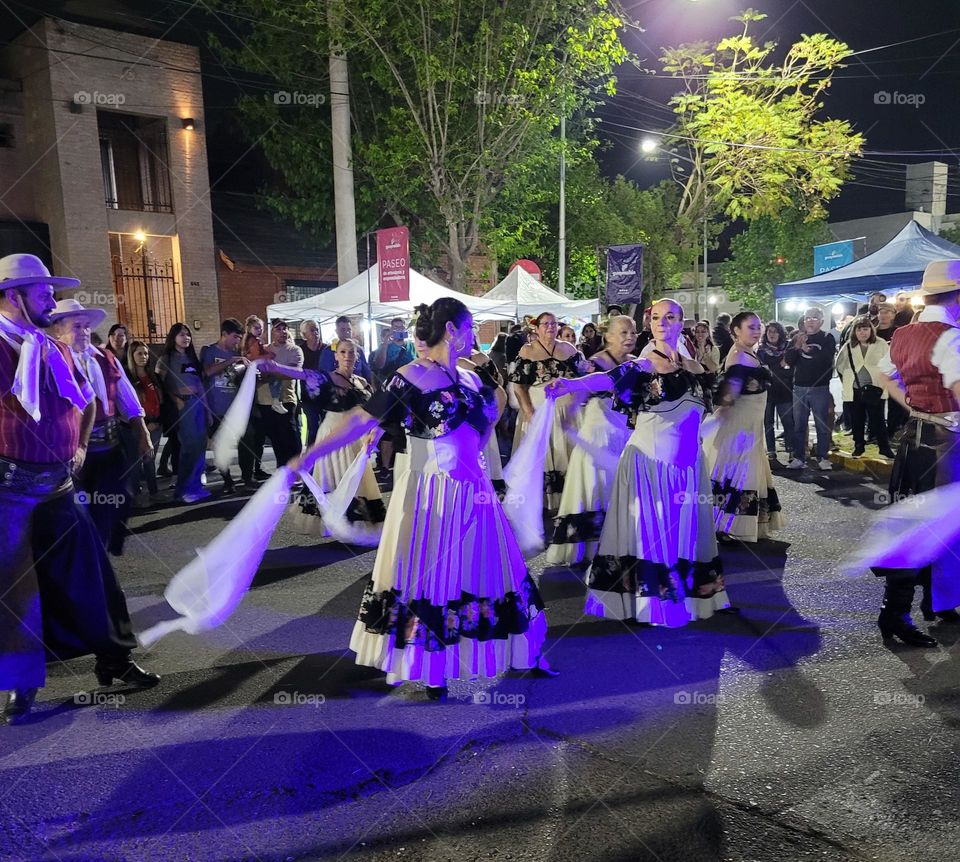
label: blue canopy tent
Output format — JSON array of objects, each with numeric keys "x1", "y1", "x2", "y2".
[{"x1": 774, "y1": 222, "x2": 960, "y2": 314}]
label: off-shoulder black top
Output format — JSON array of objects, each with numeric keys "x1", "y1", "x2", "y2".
[
  {"x1": 312, "y1": 370, "x2": 374, "y2": 412},
  {"x1": 509, "y1": 355, "x2": 582, "y2": 386},
  {"x1": 719, "y1": 362, "x2": 771, "y2": 395},
  {"x1": 364, "y1": 370, "x2": 498, "y2": 439},
  {"x1": 605, "y1": 359, "x2": 709, "y2": 418}
]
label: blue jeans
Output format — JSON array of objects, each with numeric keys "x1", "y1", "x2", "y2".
[
  {"x1": 792, "y1": 385, "x2": 832, "y2": 461},
  {"x1": 175, "y1": 396, "x2": 207, "y2": 497},
  {"x1": 764, "y1": 399, "x2": 793, "y2": 452}
]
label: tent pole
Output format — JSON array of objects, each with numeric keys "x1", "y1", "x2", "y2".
[{"x1": 365, "y1": 232, "x2": 374, "y2": 352}]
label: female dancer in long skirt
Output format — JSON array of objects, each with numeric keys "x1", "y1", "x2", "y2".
[
  {"x1": 703, "y1": 311, "x2": 785, "y2": 542},
  {"x1": 290, "y1": 338, "x2": 385, "y2": 535},
  {"x1": 546, "y1": 315, "x2": 636, "y2": 566},
  {"x1": 296, "y1": 298, "x2": 554, "y2": 700},
  {"x1": 509, "y1": 312, "x2": 582, "y2": 509},
  {"x1": 547, "y1": 300, "x2": 728, "y2": 627}
]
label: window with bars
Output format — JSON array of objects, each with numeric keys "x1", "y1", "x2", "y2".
[{"x1": 98, "y1": 111, "x2": 173, "y2": 213}]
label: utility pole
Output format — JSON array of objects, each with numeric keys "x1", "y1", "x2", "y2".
[{"x1": 329, "y1": 0, "x2": 359, "y2": 284}]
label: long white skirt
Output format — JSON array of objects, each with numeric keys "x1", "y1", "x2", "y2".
[
  {"x1": 702, "y1": 391, "x2": 784, "y2": 542},
  {"x1": 350, "y1": 425, "x2": 547, "y2": 685},
  {"x1": 289, "y1": 412, "x2": 384, "y2": 536},
  {"x1": 546, "y1": 398, "x2": 629, "y2": 566},
  {"x1": 511, "y1": 384, "x2": 572, "y2": 509},
  {"x1": 585, "y1": 397, "x2": 728, "y2": 627}
]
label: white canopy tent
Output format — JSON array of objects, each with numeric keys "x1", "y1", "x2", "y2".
[
  {"x1": 265, "y1": 263, "x2": 514, "y2": 324},
  {"x1": 481, "y1": 266, "x2": 600, "y2": 319}
]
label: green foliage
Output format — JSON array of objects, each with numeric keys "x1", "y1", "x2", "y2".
[
  {"x1": 211, "y1": 0, "x2": 628, "y2": 290},
  {"x1": 940, "y1": 222, "x2": 960, "y2": 247},
  {"x1": 718, "y1": 210, "x2": 832, "y2": 320},
  {"x1": 659, "y1": 9, "x2": 863, "y2": 227}
]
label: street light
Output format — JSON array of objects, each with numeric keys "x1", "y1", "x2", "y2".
[{"x1": 640, "y1": 136, "x2": 709, "y2": 320}]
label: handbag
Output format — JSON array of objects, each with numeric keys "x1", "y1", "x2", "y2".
[{"x1": 847, "y1": 343, "x2": 884, "y2": 405}]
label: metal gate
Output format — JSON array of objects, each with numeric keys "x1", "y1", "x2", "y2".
[{"x1": 111, "y1": 255, "x2": 184, "y2": 343}]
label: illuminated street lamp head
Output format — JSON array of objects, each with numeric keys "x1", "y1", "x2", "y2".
[
  {"x1": 640, "y1": 137, "x2": 659, "y2": 155},
  {"x1": 133, "y1": 230, "x2": 147, "y2": 243}
]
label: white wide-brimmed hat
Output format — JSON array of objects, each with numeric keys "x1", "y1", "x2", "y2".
[
  {"x1": 920, "y1": 259, "x2": 960, "y2": 295},
  {"x1": 0, "y1": 253, "x2": 80, "y2": 290},
  {"x1": 49, "y1": 298, "x2": 107, "y2": 329}
]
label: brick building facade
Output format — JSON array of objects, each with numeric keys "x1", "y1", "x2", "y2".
[{"x1": 0, "y1": 18, "x2": 219, "y2": 341}]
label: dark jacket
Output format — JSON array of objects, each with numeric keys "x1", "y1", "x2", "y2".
[
  {"x1": 757, "y1": 344, "x2": 793, "y2": 405},
  {"x1": 785, "y1": 330, "x2": 836, "y2": 388},
  {"x1": 712, "y1": 324, "x2": 734, "y2": 363}
]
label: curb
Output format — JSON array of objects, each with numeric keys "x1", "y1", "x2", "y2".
[{"x1": 829, "y1": 449, "x2": 892, "y2": 482}]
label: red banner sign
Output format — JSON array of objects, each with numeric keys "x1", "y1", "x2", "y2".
[{"x1": 376, "y1": 226, "x2": 410, "y2": 302}]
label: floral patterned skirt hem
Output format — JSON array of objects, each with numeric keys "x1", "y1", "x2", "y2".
[
  {"x1": 348, "y1": 575, "x2": 547, "y2": 685},
  {"x1": 349, "y1": 612, "x2": 547, "y2": 685},
  {"x1": 584, "y1": 588, "x2": 731, "y2": 627},
  {"x1": 584, "y1": 553, "x2": 725, "y2": 628},
  {"x1": 712, "y1": 481, "x2": 784, "y2": 542}
]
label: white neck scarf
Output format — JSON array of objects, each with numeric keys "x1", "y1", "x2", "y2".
[
  {"x1": 71, "y1": 345, "x2": 109, "y2": 413},
  {"x1": 0, "y1": 312, "x2": 90, "y2": 421}
]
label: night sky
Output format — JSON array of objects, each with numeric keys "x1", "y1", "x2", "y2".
[{"x1": 2, "y1": 0, "x2": 959, "y2": 225}]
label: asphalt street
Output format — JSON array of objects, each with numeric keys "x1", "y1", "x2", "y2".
[{"x1": 2, "y1": 451, "x2": 959, "y2": 862}]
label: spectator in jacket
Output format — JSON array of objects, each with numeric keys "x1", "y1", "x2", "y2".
[
  {"x1": 785, "y1": 307, "x2": 836, "y2": 471},
  {"x1": 835, "y1": 316, "x2": 894, "y2": 458},
  {"x1": 712, "y1": 313, "x2": 734, "y2": 363},
  {"x1": 758, "y1": 321, "x2": 793, "y2": 463}
]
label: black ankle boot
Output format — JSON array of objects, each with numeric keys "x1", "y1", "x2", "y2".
[
  {"x1": 878, "y1": 579, "x2": 937, "y2": 647},
  {"x1": 2, "y1": 688, "x2": 38, "y2": 725},
  {"x1": 95, "y1": 657, "x2": 161, "y2": 688}
]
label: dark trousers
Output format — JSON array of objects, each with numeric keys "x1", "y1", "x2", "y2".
[
  {"x1": 239, "y1": 404, "x2": 267, "y2": 480},
  {"x1": 764, "y1": 399, "x2": 792, "y2": 452},
  {"x1": 263, "y1": 402, "x2": 302, "y2": 466},
  {"x1": 302, "y1": 399, "x2": 324, "y2": 447},
  {"x1": 847, "y1": 393, "x2": 890, "y2": 453},
  {"x1": 0, "y1": 486, "x2": 136, "y2": 690},
  {"x1": 174, "y1": 396, "x2": 207, "y2": 498},
  {"x1": 874, "y1": 423, "x2": 960, "y2": 613},
  {"x1": 141, "y1": 424, "x2": 162, "y2": 494},
  {"x1": 887, "y1": 399, "x2": 909, "y2": 438},
  {"x1": 239, "y1": 403, "x2": 301, "y2": 476},
  {"x1": 159, "y1": 429, "x2": 179, "y2": 473},
  {"x1": 76, "y1": 444, "x2": 132, "y2": 555}
]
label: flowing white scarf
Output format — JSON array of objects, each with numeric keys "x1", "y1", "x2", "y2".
[
  {"x1": 502, "y1": 398, "x2": 556, "y2": 555},
  {"x1": 0, "y1": 313, "x2": 90, "y2": 420},
  {"x1": 138, "y1": 452, "x2": 381, "y2": 647}
]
